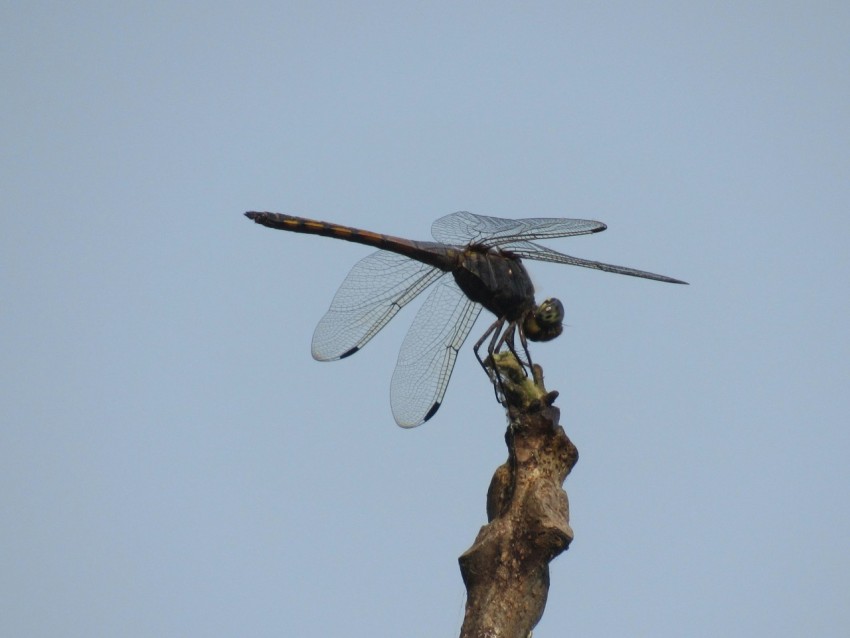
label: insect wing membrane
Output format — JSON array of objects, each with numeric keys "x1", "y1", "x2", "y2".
[
  {"x1": 431, "y1": 211, "x2": 606, "y2": 245},
  {"x1": 505, "y1": 240, "x2": 688, "y2": 284},
  {"x1": 311, "y1": 250, "x2": 443, "y2": 360},
  {"x1": 390, "y1": 276, "x2": 482, "y2": 427}
]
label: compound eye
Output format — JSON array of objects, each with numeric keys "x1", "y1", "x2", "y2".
[{"x1": 537, "y1": 298, "x2": 564, "y2": 326}]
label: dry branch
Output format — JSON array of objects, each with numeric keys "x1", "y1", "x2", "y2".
[{"x1": 459, "y1": 354, "x2": 579, "y2": 638}]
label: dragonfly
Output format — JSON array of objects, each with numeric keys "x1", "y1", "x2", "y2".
[{"x1": 245, "y1": 211, "x2": 687, "y2": 427}]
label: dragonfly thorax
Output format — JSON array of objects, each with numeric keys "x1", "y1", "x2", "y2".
[{"x1": 451, "y1": 246, "x2": 537, "y2": 321}]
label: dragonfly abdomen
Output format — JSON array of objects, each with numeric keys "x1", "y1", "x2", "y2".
[{"x1": 245, "y1": 212, "x2": 458, "y2": 271}]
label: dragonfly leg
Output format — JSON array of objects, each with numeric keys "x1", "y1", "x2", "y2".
[
  {"x1": 475, "y1": 317, "x2": 535, "y2": 405},
  {"x1": 515, "y1": 323, "x2": 534, "y2": 372},
  {"x1": 474, "y1": 317, "x2": 514, "y2": 402},
  {"x1": 494, "y1": 322, "x2": 531, "y2": 373},
  {"x1": 473, "y1": 317, "x2": 504, "y2": 372},
  {"x1": 490, "y1": 321, "x2": 528, "y2": 403}
]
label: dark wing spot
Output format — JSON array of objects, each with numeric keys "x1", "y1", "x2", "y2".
[
  {"x1": 423, "y1": 401, "x2": 441, "y2": 422},
  {"x1": 340, "y1": 346, "x2": 359, "y2": 359}
]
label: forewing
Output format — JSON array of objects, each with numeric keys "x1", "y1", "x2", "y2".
[
  {"x1": 506, "y1": 240, "x2": 688, "y2": 284},
  {"x1": 389, "y1": 276, "x2": 482, "y2": 428},
  {"x1": 431, "y1": 211, "x2": 606, "y2": 246},
  {"x1": 311, "y1": 250, "x2": 443, "y2": 360}
]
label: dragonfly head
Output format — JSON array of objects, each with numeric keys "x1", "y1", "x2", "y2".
[{"x1": 523, "y1": 297, "x2": 564, "y2": 342}]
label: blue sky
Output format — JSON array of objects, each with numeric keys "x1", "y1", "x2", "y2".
[{"x1": 3, "y1": 2, "x2": 849, "y2": 636}]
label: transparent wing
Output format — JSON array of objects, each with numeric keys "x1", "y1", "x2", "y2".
[
  {"x1": 390, "y1": 275, "x2": 482, "y2": 428},
  {"x1": 505, "y1": 240, "x2": 688, "y2": 284},
  {"x1": 311, "y1": 250, "x2": 443, "y2": 360},
  {"x1": 431, "y1": 211, "x2": 606, "y2": 246}
]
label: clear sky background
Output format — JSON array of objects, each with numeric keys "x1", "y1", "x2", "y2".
[{"x1": 3, "y1": 2, "x2": 849, "y2": 636}]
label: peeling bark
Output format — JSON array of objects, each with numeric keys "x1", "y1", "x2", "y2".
[{"x1": 459, "y1": 354, "x2": 579, "y2": 638}]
